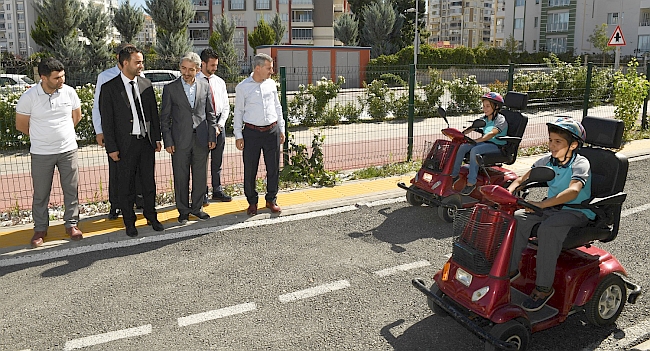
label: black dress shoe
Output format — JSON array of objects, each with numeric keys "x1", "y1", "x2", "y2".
[
  {"x1": 126, "y1": 224, "x2": 138, "y2": 237},
  {"x1": 178, "y1": 215, "x2": 189, "y2": 224},
  {"x1": 190, "y1": 211, "x2": 210, "y2": 220},
  {"x1": 147, "y1": 219, "x2": 164, "y2": 231},
  {"x1": 211, "y1": 192, "x2": 232, "y2": 202},
  {"x1": 108, "y1": 208, "x2": 120, "y2": 220}
]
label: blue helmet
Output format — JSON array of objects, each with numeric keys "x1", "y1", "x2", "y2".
[{"x1": 547, "y1": 117, "x2": 586, "y2": 144}]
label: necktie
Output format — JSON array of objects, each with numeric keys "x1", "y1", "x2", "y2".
[
  {"x1": 205, "y1": 76, "x2": 216, "y2": 111},
  {"x1": 130, "y1": 81, "x2": 146, "y2": 136}
]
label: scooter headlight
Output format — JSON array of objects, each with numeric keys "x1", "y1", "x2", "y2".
[
  {"x1": 472, "y1": 286, "x2": 490, "y2": 302},
  {"x1": 455, "y1": 267, "x2": 472, "y2": 287},
  {"x1": 423, "y1": 172, "x2": 433, "y2": 182}
]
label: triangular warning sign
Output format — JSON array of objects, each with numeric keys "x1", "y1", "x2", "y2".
[{"x1": 608, "y1": 25, "x2": 626, "y2": 46}]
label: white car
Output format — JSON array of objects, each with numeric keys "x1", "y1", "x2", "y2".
[
  {"x1": 143, "y1": 70, "x2": 180, "y2": 88},
  {"x1": 0, "y1": 74, "x2": 35, "y2": 89}
]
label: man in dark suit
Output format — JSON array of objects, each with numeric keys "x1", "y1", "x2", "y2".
[
  {"x1": 160, "y1": 52, "x2": 217, "y2": 224},
  {"x1": 100, "y1": 46, "x2": 164, "y2": 237}
]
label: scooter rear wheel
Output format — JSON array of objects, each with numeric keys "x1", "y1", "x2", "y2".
[
  {"x1": 584, "y1": 274, "x2": 626, "y2": 327},
  {"x1": 485, "y1": 319, "x2": 530, "y2": 351},
  {"x1": 438, "y1": 195, "x2": 461, "y2": 223},
  {"x1": 406, "y1": 186, "x2": 424, "y2": 207}
]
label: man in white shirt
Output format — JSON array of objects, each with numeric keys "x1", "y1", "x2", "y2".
[
  {"x1": 15, "y1": 58, "x2": 84, "y2": 247},
  {"x1": 234, "y1": 53, "x2": 285, "y2": 216},
  {"x1": 92, "y1": 42, "x2": 139, "y2": 220},
  {"x1": 198, "y1": 48, "x2": 232, "y2": 204}
]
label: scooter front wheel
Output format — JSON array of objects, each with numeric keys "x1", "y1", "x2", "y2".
[
  {"x1": 406, "y1": 186, "x2": 424, "y2": 207},
  {"x1": 584, "y1": 274, "x2": 626, "y2": 327},
  {"x1": 427, "y1": 282, "x2": 448, "y2": 317},
  {"x1": 485, "y1": 319, "x2": 530, "y2": 351},
  {"x1": 438, "y1": 195, "x2": 461, "y2": 223}
]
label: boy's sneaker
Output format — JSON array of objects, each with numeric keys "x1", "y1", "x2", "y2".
[
  {"x1": 522, "y1": 287, "x2": 555, "y2": 312},
  {"x1": 460, "y1": 184, "x2": 475, "y2": 195}
]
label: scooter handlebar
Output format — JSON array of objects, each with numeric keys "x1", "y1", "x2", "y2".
[{"x1": 516, "y1": 198, "x2": 544, "y2": 216}]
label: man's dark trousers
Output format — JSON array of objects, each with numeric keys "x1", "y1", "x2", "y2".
[
  {"x1": 210, "y1": 127, "x2": 226, "y2": 192},
  {"x1": 116, "y1": 135, "x2": 157, "y2": 226},
  {"x1": 242, "y1": 125, "x2": 280, "y2": 205}
]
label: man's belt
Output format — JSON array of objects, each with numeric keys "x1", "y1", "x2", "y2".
[{"x1": 245, "y1": 122, "x2": 277, "y2": 132}]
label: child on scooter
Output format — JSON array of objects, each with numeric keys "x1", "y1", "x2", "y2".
[
  {"x1": 450, "y1": 92, "x2": 508, "y2": 195},
  {"x1": 506, "y1": 117, "x2": 594, "y2": 312}
]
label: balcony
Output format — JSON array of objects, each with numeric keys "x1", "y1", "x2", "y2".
[
  {"x1": 291, "y1": 0, "x2": 313, "y2": 8},
  {"x1": 546, "y1": 22, "x2": 568, "y2": 32}
]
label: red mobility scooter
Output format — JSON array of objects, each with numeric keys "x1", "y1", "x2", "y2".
[
  {"x1": 412, "y1": 116, "x2": 642, "y2": 350},
  {"x1": 398, "y1": 92, "x2": 529, "y2": 222}
]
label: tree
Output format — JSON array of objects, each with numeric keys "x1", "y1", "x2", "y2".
[
  {"x1": 113, "y1": 0, "x2": 145, "y2": 44},
  {"x1": 31, "y1": 0, "x2": 86, "y2": 51},
  {"x1": 79, "y1": 4, "x2": 113, "y2": 78},
  {"x1": 210, "y1": 15, "x2": 240, "y2": 81},
  {"x1": 347, "y1": 0, "x2": 375, "y2": 46},
  {"x1": 145, "y1": 0, "x2": 194, "y2": 65},
  {"x1": 248, "y1": 19, "x2": 275, "y2": 54},
  {"x1": 361, "y1": 1, "x2": 398, "y2": 58},
  {"x1": 270, "y1": 13, "x2": 286, "y2": 45},
  {"x1": 504, "y1": 34, "x2": 519, "y2": 55},
  {"x1": 588, "y1": 23, "x2": 615, "y2": 64},
  {"x1": 394, "y1": 0, "x2": 425, "y2": 50},
  {"x1": 334, "y1": 12, "x2": 359, "y2": 46}
]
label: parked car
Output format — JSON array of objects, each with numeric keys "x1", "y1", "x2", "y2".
[
  {"x1": 143, "y1": 70, "x2": 180, "y2": 88},
  {"x1": 0, "y1": 74, "x2": 35, "y2": 90}
]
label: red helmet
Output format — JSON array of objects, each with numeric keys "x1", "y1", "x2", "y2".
[{"x1": 481, "y1": 92, "x2": 504, "y2": 109}]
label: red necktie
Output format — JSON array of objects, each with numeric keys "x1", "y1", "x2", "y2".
[{"x1": 205, "y1": 76, "x2": 216, "y2": 111}]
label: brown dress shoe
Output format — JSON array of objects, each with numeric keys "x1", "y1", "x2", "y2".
[
  {"x1": 266, "y1": 201, "x2": 281, "y2": 213},
  {"x1": 247, "y1": 204, "x2": 258, "y2": 216},
  {"x1": 31, "y1": 231, "x2": 47, "y2": 248},
  {"x1": 65, "y1": 226, "x2": 83, "y2": 241}
]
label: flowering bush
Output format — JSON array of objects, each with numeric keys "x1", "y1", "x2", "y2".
[
  {"x1": 613, "y1": 59, "x2": 650, "y2": 141},
  {"x1": 287, "y1": 76, "x2": 345, "y2": 126},
  {"x1": 0, "y1": 88, "x2": 25, "y2": 149},
  {"x1": 446, "y1": 75, "x2": 483, "y2": 114},
  {"x1": 360, "y1": 79, "x2": 394, "y2": 121}
]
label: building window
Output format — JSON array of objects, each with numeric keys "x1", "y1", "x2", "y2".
[
  {"x1": 515, "y1": 0, "x2": 524, "y2": 6},
  {"x1": 192, "y1": 0, "x2": 208, "y2": 6},
  {"x1": 548, "y1": 0, "x2": 569, "y2": 6},
  {"x1": 230, "y1": 0, "x2": 245, "y2": 10},
  {"x1": 17, "y1": 3, "x2": 24, "y2": 11},
  {"x1": 18, "y1": 13, "x2": 25, "y2": 21},
  {"x1": 547, "y1": 36, "x2": 567, "y2": 53},
  {"x1": 534, "y1": 16, "x2": 538, "y2": 27},
  {"x1": 281, "y1": 13, "x2": 289, "y2": 22},
  {"x1": 233, "y1": 28, "x2": 246, "y2": 45},
  {"x1": 514, "y1": 18, "x2": 524, "y2": 29},
  {"x1": 638, "y1": 35, "x2": 650, "y2": 53},
  {"x1": 192, "y1": 11, "x2": 209, "y2": 23},
  {"x1": 189, "y1": 29, "x2": 210, "y2": 40},
  {"x1": 607, "y1": 13, "x2": 619, "y2": 25},
  {"x1": 533, "y1": 39, "x2": 537, "y2": 50},
  {"x1": 256, "y1": 13, "x2": 272, "y2": 23},
  {"x1": 291, "y1": 28, "x2": 313, "y2": 40},
  {"x1": 6, "y1": 13, "x2": 11, "y2": 20},
  {"x1": 292, "y1": 0, "x2": 312, "y2": 4},
  {"x1": 279, "y1": 0, "x2": 288, "y2": 4},
  {"x1": 547, "y1": 12, "x2": 569, "y2": 32},
  {"x1": 213, "y1": 0, "x2": 222, "y2": 4},
  {"x1": 5, "y1": 4, "x2": 10, "y2": 10},
  {"x1": 255, "y1": 0, "x2": 270, "y2": 10},
  {"x1": 292, "y1": 10, "x2": 312, "y2": 22},
  {"x1": 18, "y1": 22, "x2": 25, "y2": 30}
]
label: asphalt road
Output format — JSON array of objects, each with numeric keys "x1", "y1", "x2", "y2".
[{"x1": 1, "y1": 158, "x2": 650, "y2": 351}]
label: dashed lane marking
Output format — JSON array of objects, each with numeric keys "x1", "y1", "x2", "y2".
[
  {"x1": 373, "y1": 260, "x2": 431, "y2": 277},
  {"x1": 177, "y1": 302, "x2": 257, "y2": 327},
  {"x1": 582, "y1": 317, "x2": 650, "y2": 351},
  {"x1": 278, "y1": 280, "x2": 350, "y2": 303},
  {"x1": 622, "y1": 203, "x2": 650, "y2": 218},
  {"x1": 63, "y1": 324, "x2": 152, "y2": 350}
]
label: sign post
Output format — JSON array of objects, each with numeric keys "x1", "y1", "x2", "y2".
[{"x1": 608, "y1": 25, "x2": 626, "y2": 70}]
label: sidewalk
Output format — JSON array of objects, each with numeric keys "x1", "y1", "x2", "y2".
[{"x1": 2, "y1": 138, "x2": 650, "y2": 264}]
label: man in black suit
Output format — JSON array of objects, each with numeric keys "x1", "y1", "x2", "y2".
[
  {"x1": 160, "y1": 52, "x2": 217, "y2": 224},
  {"x1": 100, "y1": 46, "x2": 164, "y2": 237}
]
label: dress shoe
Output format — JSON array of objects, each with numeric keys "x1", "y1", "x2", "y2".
[
  {"x1": 147, "y1": 219, "x2": 164, "y2": 231},
  {"x1": 246, "y1": 204, "x2": 258, "y2": 216},
  {"x1": 266, "y1": 201, "x2": 281, "y2": 213},
  {"x1": 178, "y1": 215, "x2": 189, "y2": 224},
  {"x1": 190, "y1": 211, "x2": 210, "y2": 220},
  {"x1": 65, "y1": 226, "x2": 83, "y2": 241},
  {"x1": 126, "y1": 224, "x2": 138, "y2": 237},
  {"x1": 108, "y1": 207, "x2": 121, "y2": 220},
  {"x1": 211, "y1": 191, "x2": 232, "y2": 202},
  {"x1": 30, "y1": 231, "x2": 47, "y2": 248}
]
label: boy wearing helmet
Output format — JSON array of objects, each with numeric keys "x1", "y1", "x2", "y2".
[
  {"x1": 507, "y1": 117, "x2": 595, "y2": 312},
  {"x1": 450, "y1": 92, "x2": 508, "y2": 195}
]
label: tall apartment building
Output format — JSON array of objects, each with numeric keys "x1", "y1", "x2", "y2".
[
  {"x1": 190, "y1": 0, "x2": 348, "y2": 65},
  {"x1": 135, "y1": 15, "x2": 156, "y2": 46},
  {"x1": 0, "y1": 0, "x2": 119, "y2": 59},
  {"x1": 427, "y1": 0, "x2": 505, "y2": 48},
  {"x1": 504, "y1": 0, "x2": 648, "y2": 57}
]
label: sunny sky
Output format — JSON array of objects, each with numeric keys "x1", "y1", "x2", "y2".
[{"x1": 129, "y1": 0, "x2": 147, "y2": 9}]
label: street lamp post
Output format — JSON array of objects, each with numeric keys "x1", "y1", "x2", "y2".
[{"x1": 406, "y1": 1, "x2": 420, "y2": 78}]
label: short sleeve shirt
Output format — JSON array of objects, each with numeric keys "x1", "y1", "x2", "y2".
[
  {"x1": 483, "y1": 113, "x2": 508, "y2": 145},
  {"x1": 532, "y1": 154, "x2": 595, "y2": 219},
  {"x1": 15, "y1": 83, "x2": 80, "y2": 155}
]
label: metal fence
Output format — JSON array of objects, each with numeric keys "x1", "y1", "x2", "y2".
[{"x1": 0, "y1": 61, "x2": 643, "y2": 213}]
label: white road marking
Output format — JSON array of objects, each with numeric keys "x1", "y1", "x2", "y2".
[
  {"x1": 63, "y1": 324, "x2": 152, "y2": 350},
  {"x1": 177, "y1": 302, "x2": 256, "y2": 327},
  {"x1": 581, "y1": 317, "x2": 650, "y2": 351},
  {"x1": 621, "y1": 203, "x2": 650, "y2": 218},
  {"x1": 373, "y1": 260, "x2": 431, "y2": 277},
  {"x1": 278, "y1": 280, "x2": 350, "y2": 303}
]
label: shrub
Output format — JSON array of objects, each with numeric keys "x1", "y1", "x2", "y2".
[
  {"x1": 287, "y1": 76, "x2": 345, "y2": 127},
  {"x1": 446, "y1": 75, "x2": 482, "y2": 114},
  {"x1": 613, "y1": 59, "x2": 650, "y2": 141},
  {"x1": 280, "y1": 133, "x2": 337, "y2": 186},
  {"x1": 359, "y1": 79, "x2": 394, "y2": 121},
  {"x1": 421, "y1": 68, "x2": 445, "y2": 117}
]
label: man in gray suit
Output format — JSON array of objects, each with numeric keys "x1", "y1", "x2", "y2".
[{"x1": 160, "y1": 52, "x2": 217, "y2": 224}]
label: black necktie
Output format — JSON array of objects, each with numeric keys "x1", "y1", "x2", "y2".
[{"x1": 130, "y1": 81, "x2": 146, "y2": 136}]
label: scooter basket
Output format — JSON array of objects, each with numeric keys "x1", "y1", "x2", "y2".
[
  {"x1": 423, "y1": 139, "x2": 453, "y2": 173},
  {"x1": 452, "y1": 205, "x2": 511, "y2": 275}
]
